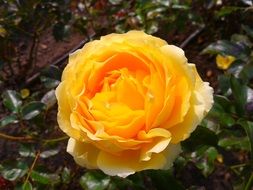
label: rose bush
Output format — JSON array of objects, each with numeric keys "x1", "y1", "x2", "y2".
[{"x1": 56, "y1": 31, "x2": 213, "y2": 177}]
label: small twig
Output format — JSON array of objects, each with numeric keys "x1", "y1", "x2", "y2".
[
  {"x1": 27, "y1": 33, "x2": 38, "y2": 71},
  {"x1": 42, "y1": 135, "x2": 68, "y2": 145},
  {"x1": 0, "y1": 132, "x2": 69, "y2": 145},
  {"x1": 0, "y1": 132, "x2": 34, "y2": 142},
  {"x1": 179, "y1": 26, "x2": 205, "y2": 49},
  {"x1": 24, "y1": 150, "x2": 40, "y2": 185},
  {"x1": 33, "y1": 36, "x2": 40, "y2": 71},
  {"x1": 245, "y1": 173, "x2": 253, "y2": 190},
  {"x1": 15, "y1": 26, "x2": 34, "y2": 37},
  {"x1": 50, "y1": 38, "x2": 91, "y2": 68},
  {"x1": 230, "y1": 163, "x2": 247, "y2": 169}
]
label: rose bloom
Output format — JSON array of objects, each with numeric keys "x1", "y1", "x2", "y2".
[{"x1": 56, "y1": 31, "x2": 213, "y2": 177}]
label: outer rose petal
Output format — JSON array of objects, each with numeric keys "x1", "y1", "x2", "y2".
[
  {"x1": 169, "y1": 64, "x2": 214, "y2": 143},
  {"x1": 67, "y1": 138, "x2": 181, "y2": 177},
  {"x1": 56, "y1": 82, "x2": 82, "y2": 141},
  {"x1": 67, "y1": 138, "x2": 99, "y2": 169}
]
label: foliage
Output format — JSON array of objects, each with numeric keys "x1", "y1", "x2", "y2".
[
  {"x1": 201, "y1": 19, "x2": 253, "y2": 190},
  {"x1": 0, "y1": 0, "x2": 72, "y2": 81}
]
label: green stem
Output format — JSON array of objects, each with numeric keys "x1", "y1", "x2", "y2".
[
  {"x1": 27, "y1": 33, "x2": 38, "y2": 72},
  {"x1": 0, "y1": 132, "x2": 34, "y2": 142},
  {"x1": 0, "y1": 132, "x2": 68, "y2": 145},
  {"x1": 43, "y1": 136, "x2": 69, "y2": 145},
  {"x1": 24, "y1": 151, "x2": 40, "y2": 185},
  {"x1": 245, "y1": 173, "x2": 253, "y2": 190},
  {"x1": 230, "y1": 163, "x2": 247, "y2": 169}
]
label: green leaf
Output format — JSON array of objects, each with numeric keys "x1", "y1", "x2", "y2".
[
  {"x1": 181, "y1": 126, "x2": 218, "y2": 151},
  {"x1": 146, "y1": 21, "x2": 159, "y2": 34},
  {"x1": 31, "y1": 171, "x2": 60, "y2": 185},
  {"x1": 0, "y1": 161, "x2": 28, "y2": 181},
  {"x1": 53, "y1": 23, "x2": 71, "y2": 41},
  {"x1": 195, "y1": 147, "x2": 218, "y2": 177},
  {"x1": 41, "y1": 65, "x2": 62, "y2": 81},
  {"x1": 245, "y1": 173, "x2": 253, "y2": 190},
  {"x1": 40, "y1": 65, "x2": 61, "y2": 89},
  {"x1": 226, "y1": 61, "x2": 244, "y2": 77},
  {"x1": 0, "y1": 114, "x2": 18, "y2": 128},
  {"x1": 218, "y1": 136, "x2": 250, "y2": 151},
  {"x1": 19, "y1": 144, "x2": 35, "y2": 157},
  {"x1": 171, "y1": 4, "x2": 190, "y2": 9},
  {"x1": 41, "y1": 90, "x2": 56, "y2": 109},
  {"x1": 174, "y1": 156, "x2": 187, "y2": 172},
  {"x1": 40, "y1": 148, "x2": 60, "y2": 158},
  {"x1": 109, "y1": 0, "x2": 123, "y2": 5},
  {"x1": 127, "y1": 173, "x2": 145, "y2": 189},
  {"x1": 202, "y1": 40, "x2": 250, "y2": 60},
  {"x1": 40, "y1": 76, "x2": 60, "y2": 89},
  {"x1": 2, "y1": 90, "x2": 22, "y2": 113},
  {"x1": 79, "y1": 171, "x2": 110, "y2": 190},
  {"x1": 214, "y1": 95, "x2": 232, "y2": 112},
  {"x1": 203, "y1": 0, "x2": 216, "y2": 9},
  {"x1": 219, "y1": 113, "x2": 235, "y2": 127},
  {"x1": 61, "y1": 167, "x2": 71, "y2": 184},
  {"x1": 2, "y1": 168, "x2": 27, "y2": 181},
  {"x1": 22, "y1": 181, "x2": 32, "y2": 190},
  {"x1": 242, "y1": 25, "x2": 253, "y2": 38},
  {"x1": 238, "y1": 120, "x2": 253, "y2": 159},
  {"x1": 231, "y1": 34, "x2": 252, "y2": 48},
  {"x1": 239, "y1": 64, "x2": 253, "y2": 84},
  {"x1": 240, "y1": 0, "x2": 253, "y2": 6},
  {"x1": 218, "y1": 74, "x2": 231, "y2": 95},
  {"x1": 21, "y1": 102, "x2": 46, "y2": 120},
  {"x1": 230, "y1": 76, "x2": 247, "y2": 116},
  {"x1": 146, "y1": 170, "x2": 184, "y2": 190},
  {"x1": 216, "y1": 6, "x2": 242, "y2": 17},
  {"x1": 147, "y1": 7, "x2": 166, "y2": 20},
  {"x1": 108, "y1": 175, "x2": 144, "y2": 190},
  {"x1": 205, "y1": 146, "x2": 218, "y2": 161},
  {"x1": 208, "y1": 101, "x2": 235, "y2": 127},
  {"x1": 210, "y1": 95, "x2": 237, "y2": 126}
]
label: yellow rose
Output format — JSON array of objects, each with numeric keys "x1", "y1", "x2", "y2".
[{"x1": 56, "y1": 31, "x2": 213, "y2": 177}]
